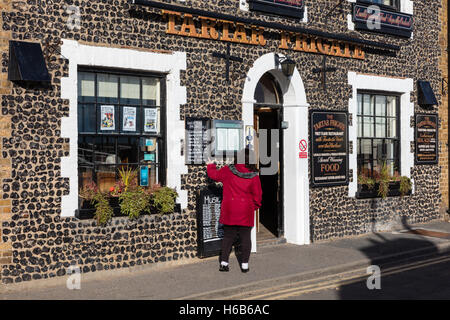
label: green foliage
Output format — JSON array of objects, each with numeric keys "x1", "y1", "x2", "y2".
[
  {"x1": 92, "y1": 191, "x2": 113, "y2": 225},
  {"x1": 377, "y1": 162, "x2": 390, "y2": 199},
  {"x1": 118, "y1": 166, "x2": 138, "y2": 192},
  {"x1": 152, "y1": 186, "x2": 178, "y2": 215},
  {"x1": 399, "y1": 176, "x2": 412, "y2": 196},
  {"x1": 119, "y1": 186, "x2": 152, "y2": 219}
]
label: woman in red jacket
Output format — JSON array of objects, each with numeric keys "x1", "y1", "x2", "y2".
[{"x1": 206, "y1": 148, "x2": 262, "y2": 273}]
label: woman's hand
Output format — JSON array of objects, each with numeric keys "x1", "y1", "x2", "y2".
[{"x1": 206, "y1": 157, "x2": 214, "y2": 165}]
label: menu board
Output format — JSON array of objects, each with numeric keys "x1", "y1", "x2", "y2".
[
  {"x1": 310, "y1": 110, "x2": 349, "y2": 187},
  {"x1": 185, "y1": 117, "x2": 210, "y2": 165},
  {"x1": 196, "y1": 186, "x2": 224, "y2": 258},
  {"x1": 415, "y1": 113, "x2": 438, "y2": 164}
]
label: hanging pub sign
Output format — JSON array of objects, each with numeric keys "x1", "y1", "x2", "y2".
[
  {"x1": 310, "y1": 110, "x2": 349, "y2": 187},
  {"x1": 248, "y1": 0, "x2": 305, "y2": 19},
  {"x1": 352, "y1": 2, "x2": 413, "y2": 38},
  {"x1": 415, "y1": 113, "x2": 438, "y2": 165},
  {"x1": 196, "y1": 185, "x2": 224, "y2": 258}
]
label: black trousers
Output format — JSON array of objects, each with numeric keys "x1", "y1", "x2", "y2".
[{"x1": 220, "y1": 225, "x2": 252, "y2": 264}]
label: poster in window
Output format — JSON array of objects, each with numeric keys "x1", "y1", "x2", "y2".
[
  {"x1": 144, "y1": 108, "x2": 158, "y2": 133},
  {"x1": 122, "y1": 106, "x2": 137, "y2": 132},
  {"x1": 100, "y1": 105, "x2": 115, "y2": 131}
]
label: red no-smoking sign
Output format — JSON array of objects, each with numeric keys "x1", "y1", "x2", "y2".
[{"x1": 299, "y1": 139, "x2": 308, "y2": 159}]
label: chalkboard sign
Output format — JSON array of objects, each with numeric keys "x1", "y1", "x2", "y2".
[
  {"x1": 415, "y1": 113, "x2": 438, "y2": 164},
  {"x1": 310, "y1": 110, "x2": 349, "y2": 187},
  {"x1": 185, "y1": 117, "x2": 210, "y2": 165},
  {"x1": 196, "y1": 185, "x2": 224, "y2": 258}
]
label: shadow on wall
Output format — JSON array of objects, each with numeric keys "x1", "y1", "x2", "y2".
[{"x1": 337, "y1": 216, "x2": 450, "y2": 300}]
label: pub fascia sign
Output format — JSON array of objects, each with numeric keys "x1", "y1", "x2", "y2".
[
  {"x1": 352, "y1": 2, "x2": 413, "y2": 37},
  {"x1": 163, "y1": 10, "x2": 366, "y2": 60}
]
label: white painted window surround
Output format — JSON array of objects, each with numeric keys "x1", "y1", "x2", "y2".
[
  {"x1": 347, "y1": 0, "x2": 414, "y2": 32},
  {"x1": 240, "y1": 0, "x2": 308, "y2": 23},
  {"x1": 60, "y1": 40, "x2": 188, "y2": 217},
  {"x1": 347, "y1": 72, "x2": 415, "y2": 198}
]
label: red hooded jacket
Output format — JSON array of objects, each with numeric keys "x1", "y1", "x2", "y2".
[{"x1": 207, "y1": 163, "x2": 262, "y2": 227}]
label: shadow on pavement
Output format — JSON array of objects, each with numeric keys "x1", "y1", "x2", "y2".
[{"x1": 337, "y1": 217, "x2": 449, "y2": 300}]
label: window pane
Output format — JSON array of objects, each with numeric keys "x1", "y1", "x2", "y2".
[
  {"x1": 78, "y1": 136, "x2": 95, "y2": 170},
  {"x1": 363, "y1": 117, "x2": 373, "y2": 137},
  {"x1": 97, "y1": 74, "x2": 118, "y2": 103},
  {"x1": 375, "y1": 95, "x2": 386, "y2": 116},
  {"x1": 357, "y1": 116, "x2": 362, "y2": 137},
  {"x1": 372, "y1": 139, "x2": 384, "y2": 161},
  {"x1": 375, "y1": 117, "x2": 386, "y2": 137},
  {"x1": 120, "y1": 76, "x2": 140, "y2": 105},
  {"x1": 359, "y1": 139, "x2": 372, "y2": 161},
  {"x1": 78, "y1": 72, "x2": 95, "y2": 102},
  {"x1": 357, "y1": 94, "x2": 362, "y2": 115},
  {"x1": 143, "y1": 78, "x2": 160, "y2": 106},
  {"x1": 386, "y1": 140, "x2": 398, "y2": 160},
  {"x1": 387, "y1": 118, "x2": 397, "y2": 137},
  {"x1": 78, "y1": 104, "x2": 96, "y2": 133},
  {"x1": 94, "y1": 136, "x2": 117, "y2": 164},
  {"x1": 363, "y1": 95, "x2": 373, "y2": 116},
  {"x1": 387, "y1": 96, "x2": 397, "y2": 117},
  {"x1": 118, "y1": 136, "x2": 139, "y2": 164}
]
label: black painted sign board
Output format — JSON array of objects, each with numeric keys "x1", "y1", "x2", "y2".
[
  {"x1": 196, "y1": 186, "x2": 224, "y2": 258},
  {"x1": 248, "y1": 0, "x2": 305, "y2": 19},
  {"x1": 310, "y1": 110, "x2": 349, "y2": 187},
  {"x1": 352, "y1": 2, "x2": 413, "y2": 38},
  {"x1": 185, "y1": 117, "x2": 210, "y2": 165},
  {"x1": 415, "y1": 113, "x2": 438, "y2": 165}
]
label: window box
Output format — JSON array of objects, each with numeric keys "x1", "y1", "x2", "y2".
[
  {"x1": 356, "y1": 181, "x2": 412, "y2": 199},
  {"x1": 75, "y1": 199, "x2": 181, "y2": 220}
]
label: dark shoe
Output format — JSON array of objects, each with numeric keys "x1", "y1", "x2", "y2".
[
  {"x1": 240, "y1": 267, "x2": 249, "y2": 273},
  {"x1": 219, "y1": 264, "x2": 229, "y2": 272}
]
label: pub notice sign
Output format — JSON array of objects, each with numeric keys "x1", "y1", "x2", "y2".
[
  {"x1": 310, "y1": 110, "x2": 349, "y2": 187},
  {"x1": 415, "y1": 113, "x2": 438, "y2": 164}
]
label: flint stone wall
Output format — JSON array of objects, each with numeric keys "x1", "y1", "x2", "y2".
[{"x1": 0, "y1": 0, "x2": 445, "y2": 283}]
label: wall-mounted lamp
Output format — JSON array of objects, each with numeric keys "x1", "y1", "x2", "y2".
[{"x1": 275, "y1": 54, "x2": 296, "y2": 77}]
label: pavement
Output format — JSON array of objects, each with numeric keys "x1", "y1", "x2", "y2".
[{"x1": 1, "y1": 219, "x2": 450, "y2": 300}]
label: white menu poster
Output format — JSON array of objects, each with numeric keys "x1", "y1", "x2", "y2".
[
  {"x1": 122, "y1": 106, "x2": 136, "y2": 132},
  {"x1": 144, "y1": 108, "x2": 158, "y2": 133}
]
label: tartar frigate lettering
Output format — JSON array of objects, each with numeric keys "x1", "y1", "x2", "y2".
[
  {"x1": 162, "y1": 10, "x2": 365, "y2": 60},
  {"x1": 163, "y1": 10, "x2": 266, "y2": 46}
]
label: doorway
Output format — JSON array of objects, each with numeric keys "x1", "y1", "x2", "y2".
[{"x1": 253, "y1": 72, "x2": 284, "y2": 241}]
